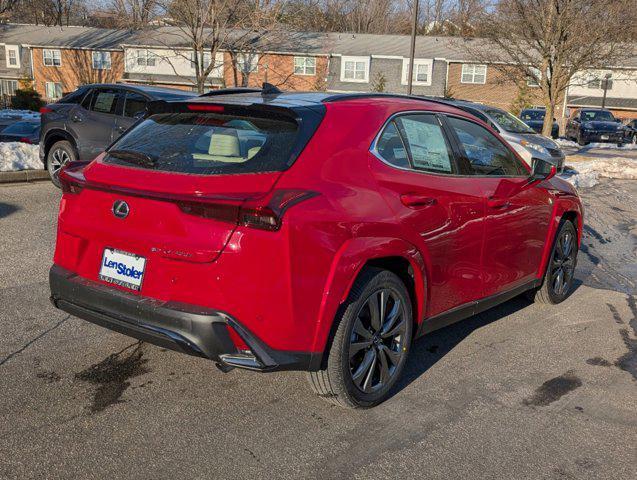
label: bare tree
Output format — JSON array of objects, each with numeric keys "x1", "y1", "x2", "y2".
[
  {"x1": 461, "y1": 0, "x2": 637, "y2": 136},
  {"x1": 109, "y1": 0, "x2": 158, "y2": 28},
  {"x1": 9, "y1": 0, "x2": 87, "y2": 26},
  {"x1": 150, "y1": 0, "x2": 287, "y2": 92}
]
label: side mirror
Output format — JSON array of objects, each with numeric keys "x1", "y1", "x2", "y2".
[{"x1": 529, "y1": 157, "x2": 557, "y2": 184}]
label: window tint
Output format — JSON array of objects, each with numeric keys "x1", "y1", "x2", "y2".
[
  {"x1": 80, "y1": 89, "x2": 93, "y2": 109},
  {"x1": 376, "y1": 121, "x2": 409, "y2": 168},
  {"x1": 59, "y1": 88, "x2": 87, "y2": 104},
  {"x1": 91, "y1": 88, "x2": 121, "y2": 115},
  {"x1": 395, "y1": 114, "x2": 454, "y2": 174},
  {"x1": 447, "y1": 116, "x2": 527, "y2": 176},
  {"x1": 105, "y1": 112, "x2": 299, "y2": 175},
  {"x1": 123, "y1": 92, "x2": 147, "y2": 118}
]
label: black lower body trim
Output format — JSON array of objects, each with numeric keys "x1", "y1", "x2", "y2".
[
  {"x1": 416, "y1": 279, "x2": 540, "y2": 337},
  {"x1": 49, "y1": 265, "x2": 320, "y2": 372}
]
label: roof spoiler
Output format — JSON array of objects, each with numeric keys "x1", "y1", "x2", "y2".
[{"x1": 199, "y1": 83, "x2": 283, "y2": 98}]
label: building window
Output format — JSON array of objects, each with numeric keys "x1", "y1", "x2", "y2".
[
  {"x1": 341, "y1": 56, "x2": 369, "y2": 83},
  {"x1": 136, "y1": 50, "x2": 156, "y2": 67},
  {"x1": 6, "y1": 46, "x2": 20, "y2": 68},
  {"x1": 0, "y1": 79, "x2": 18, "y2": 96},
  {"x1": 191, "y1": 51, "x2": 212, "y2": 69},
  {"x1": 92, "y1": 51, "x2": 111, "y2": 70},
  {"x1": 588, "y1": 76, "x2": 613, "y2": 90},
  {"x1": 461, "y1": 64, "x2": 487, "y2": 84},
  {"x1": 294, "y1": 56, "x2": 316, "y2": 75},
  {"x1": 45, "y1": 82, "x2": 63, "y2": 100},
  {"x1": 236, "y1": 53, "x2": 259, "y2": 74},
  {"x1": 401, "y1": 59, "x2": 433, "y2": 86},
  {"x1": 527, "y1": 67, "x2": 541, "y2": 87},
  {"x1": 43, "y1": 49, "x2": 62, "y2": 67}
]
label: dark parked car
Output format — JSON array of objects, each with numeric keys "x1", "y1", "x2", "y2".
[
  {"x1": 623, "y1": 119, "x2": 637, "y2": 145},
  {"x1": 565, "y1": 108, "x2": 625, "y2": 146},
  {"x1": 437, "y1": 99, "x2": 565, "y2": 171},
  {"x1": 519, "y1": 108, "x2": 559, "y2": 138},
  {"x1": 0, "y1": 120, "x2": 40, "y2": 144},
  {"x1": 40, "y1": 83, "x2": 196, "y2": 186}
]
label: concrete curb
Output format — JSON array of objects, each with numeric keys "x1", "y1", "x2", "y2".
[{"x1": 0, "y1": 169, "x2": 50, "y2": 184}]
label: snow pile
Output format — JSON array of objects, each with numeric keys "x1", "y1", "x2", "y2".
[
  {"x1": 554, "y1": 138, "x2": 636, "y2": 150},
  {"x1": 0, "y1": 142, "x2": 43, "y2": 171},
  {"x1": 560, "y1": 157, "x2": 637, "y2": 188},
  {"x1": 0, "y1": 109, "x2": 40, "y2": 121},
  {"x1": 555, "y1": 138, "x2": 579, "y2": 148}
]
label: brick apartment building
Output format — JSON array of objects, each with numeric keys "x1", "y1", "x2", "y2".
[{"x1": 0, "y1": 23, "x2": 636, "y2": 129}]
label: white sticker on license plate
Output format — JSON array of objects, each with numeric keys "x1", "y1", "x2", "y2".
[
  {"x1": 601, "y1": 135, "x2": 609, "y2": 140},
  {"x1": 99, "y1": 248, "x2": 146, "y2": 291}
]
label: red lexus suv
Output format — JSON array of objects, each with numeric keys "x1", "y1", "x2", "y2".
[{"x1": 50, "y1": 90, "x2": 582, "y2": 408}]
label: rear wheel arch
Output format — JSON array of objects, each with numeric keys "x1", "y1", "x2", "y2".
[
  {"x1": 312, "y1": 239, "x2": 428, "y2": 366},
  {"x1": 43, "y1": 130, "x2": 77, "y2": 165}
]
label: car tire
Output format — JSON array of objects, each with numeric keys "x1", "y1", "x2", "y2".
[
  {"x1": 47, "y1": 140, "x2": 76, "y2": 188},
  {"x1": 528, "y1": 220, "x2": 578, "y2": 305},
  {"x1": 577, "y1": 133, "x2": 587, "y2": 146},
  {"x1": 307, "y1": 268, "x2": 413, "y2": 408}
]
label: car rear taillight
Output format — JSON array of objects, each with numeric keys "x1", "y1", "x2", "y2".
[
  {"x1": 240, "y1": 190, "x2": 318, "y2": 231},
  {"x1": 39, "y1": 106, "x2": 53, "y2": 114},
  {"x1": 58, "y1": 165, "x2": 86, "y2": 195},
  {"x1": 177, "y1": 189, "x2": 318, "y2": 231},
  {"x1": 19, "y1": 137, "x2": 31, "y2": 144}
]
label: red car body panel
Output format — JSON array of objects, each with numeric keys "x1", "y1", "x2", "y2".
[{"x1": 51, "y1": 94, "x2": 583, "y2": 365}]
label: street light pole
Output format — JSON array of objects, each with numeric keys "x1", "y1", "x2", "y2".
[
  {"x1": 407, "y1": 0, "x2": 419, "y2": 96},
  {"x1": 601, "y1": 73, "x2": 611, "y2": 109}
]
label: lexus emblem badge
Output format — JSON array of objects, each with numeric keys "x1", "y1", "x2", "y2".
[{"x1": 112, "y1": 200, "x2": 130, "y2": 219}]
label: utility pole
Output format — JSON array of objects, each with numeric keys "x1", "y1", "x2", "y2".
[
  {"x1": 407, "y1": 0, "x2": 419, "y2": 95},
  {"x1": 601, "y1": 73, "x2": 612, "y2": 109}
]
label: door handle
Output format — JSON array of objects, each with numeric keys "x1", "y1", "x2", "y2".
[
  {"x1": 400, "y1": 194, "x2": 437, "y2": 207},
  {"x1": 71, "y1": 115, "x2": 82, "y2": 123},
  {"x1": 487, "y1": 197, "x2": 511, "y2": 209}
]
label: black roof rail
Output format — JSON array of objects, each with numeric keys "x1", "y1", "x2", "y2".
[
  {"x1": 321, "y1": 92, "x2": 458, "y2": 108},
  {"x1": 200, "y1": 87, "x2": 263, "y2": 97},
  {"x1": 200, "y1": 83, "x2": 283, "y2": 98}
]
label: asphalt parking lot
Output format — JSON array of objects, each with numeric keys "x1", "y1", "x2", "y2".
[{"x1": 1, "y1": 174, "x2": 636, "y2": 479}]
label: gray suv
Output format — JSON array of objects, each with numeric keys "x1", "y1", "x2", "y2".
[
  {"x1": 40, "y1": 83, "x2": 196, "y2": 186},
  {"x1": 440, "y1": 100, "x2": 565, "y2": 171}
]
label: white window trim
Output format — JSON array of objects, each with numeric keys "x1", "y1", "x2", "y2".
[
  {"x1": 135, "y1": 49, "x2": 157, "y2": 67},
  {"x1": 293, "y1": 56, "x2": 317, "y2": 76},
  {"x1": 92, "y1": 51, "x2": 111, "y2": 70},
  {"x1": 460, "y1": 63, "x2": 487, "y2": 84},
  {"x1": 43, "y1": 49, "x2": 62, "y2": 67},
  {"x1": 526, "y1": 67, "x2": 541, "y2": 87},
  {"x1": 340, "y1": 56, "x2": 370, "y2": 83},
  {"x1": 401, "y1": 58, "x2": 433, "y2": 86},
  {"x1": 45, "y1": 81, "x2": 63, "y2": 99},
  {"x1": 5, "y1": 45, "x2": 20, "y2": 69},
  {"x1": 236, "y1": 53, "x2": 259, "y2": 74},
  {"x1": 191, "y1": 51, "x2": 224, "y2": 78}
]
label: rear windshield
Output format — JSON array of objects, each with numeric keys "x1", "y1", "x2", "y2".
[
  {"x1": 520, "y1": 110, "x2": 545, "y2": 121},
  {"x1": 3, "y1": 122, "x2": 39, "y2": 134},
  {"x1": 105, "y1": 111, "x2": 299, "y2": 175}
]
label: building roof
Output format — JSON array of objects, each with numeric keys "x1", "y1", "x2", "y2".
[
  {"x1": 567, "y1": 95, "x2": 637, "y2": 111},
  {"x1": 0, "y1": 23, "x2": 635, "y2": 68}
]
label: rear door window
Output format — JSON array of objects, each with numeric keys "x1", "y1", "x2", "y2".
[
  {"x1": 90, "y1": 88, "x2": 121, "y2": 115},
  {"x1": 123, "y1": 92, "x2": 148, "y2": 118},
  {"x1": 105, "y1": 111, "x2": 300, "y2": 175},
  {"x1": 376, "y1": 113, "x2": 454, "y2": 174}
]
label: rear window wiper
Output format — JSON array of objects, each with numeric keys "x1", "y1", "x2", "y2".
[{"x1": 107, "y1": 149, "x2": 156, "y2": 167}]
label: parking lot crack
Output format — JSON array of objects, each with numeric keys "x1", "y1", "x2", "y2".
[{"x1": 0, "y1": 315, "x2": 70, "y2": 367}]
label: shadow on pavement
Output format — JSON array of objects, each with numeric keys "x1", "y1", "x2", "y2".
[
  {"x1": 0, "y1": 202, "x2": 20, "y2": 219},
  {"x1": 390, "y1": 279, "x2": 583, "y2": 398}
]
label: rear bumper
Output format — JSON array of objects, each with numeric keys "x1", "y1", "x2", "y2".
[
  {"x1": 49, "y1": 265, "x2": 319, "y2": 372},
  {"x1": 581, "y1": 131, "x2": 624, "y2": 143}
]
